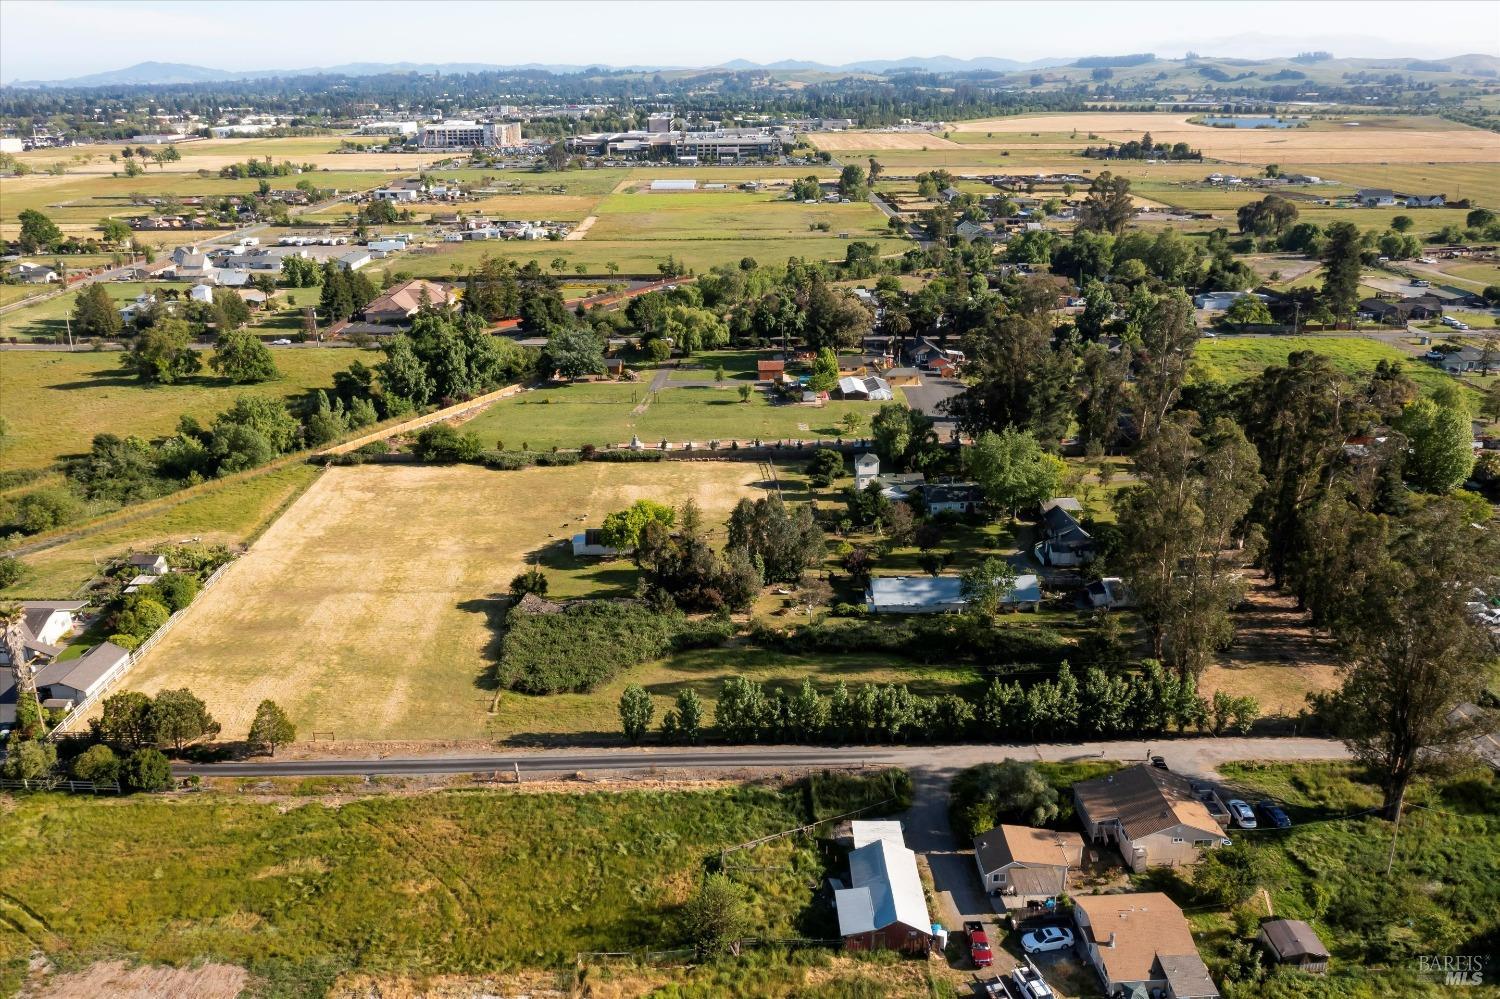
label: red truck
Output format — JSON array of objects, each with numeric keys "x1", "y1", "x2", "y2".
[{"x1": 964, "y1": 920, "x2": 994, "y2": 968}]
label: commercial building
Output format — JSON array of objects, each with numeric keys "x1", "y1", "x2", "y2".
[
  {"x1": 417, "y1": 120, "x2": 523, "y2": 150},
  {"x1": 565, "y1": 127, "x2": 791, "y2": 162}
]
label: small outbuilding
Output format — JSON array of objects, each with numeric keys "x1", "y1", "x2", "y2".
[
  {"x1": 757, "y1": 359, "x2": 786, "y2": 382},
  {"x1": 571, "y1": 529, "x2": 620, "y2": 558},
  {"x1": 1258, "y1": 920, "x2": 1329, "y2": 974}
]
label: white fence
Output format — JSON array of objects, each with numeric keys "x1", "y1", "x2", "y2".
[{"x1": 48, "y1": 559, "x2": 236, "y2": 738}]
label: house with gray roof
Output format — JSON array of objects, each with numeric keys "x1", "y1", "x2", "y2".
[
  {"x1": 835, "y1": 821, "x2": 933, "y2": 954},
  {"x1": 866, "y1": 573, "x2": 1041, "y2": 614},
  {"x1": 34, "y1": 642, "x2": 132, "y2": 710}
]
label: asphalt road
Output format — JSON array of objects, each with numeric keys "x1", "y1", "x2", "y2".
[{"x1": 175, "y1": 736, "x2": 1350, "y2": 779}]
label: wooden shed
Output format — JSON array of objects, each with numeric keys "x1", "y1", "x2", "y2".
[{"x1": 1258, "y1": 919, "x2": 1330, "y2": 974}]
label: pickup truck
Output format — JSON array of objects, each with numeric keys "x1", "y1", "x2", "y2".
[
  {"x1": 1194, "y1": 786, "x2": 1232, "y2": 827},
  {"x1": 964, "y1": 920, "x2": 994, "y2": 968}
]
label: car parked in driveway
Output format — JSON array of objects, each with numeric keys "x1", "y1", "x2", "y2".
[
  {"x1": 1021, "y1": 925, "x2": 1074, "y2": 954},
  {"x1": 964, "y1": 920, "x2": 993, "y2": 967},
  {"x1": 1256, "y1": 800, "x2": 1292, "y2": 828},
  {"x1": 1227, "y1": 799, "x2": 1257, "y2": 828},
  {"x1": 1011, "y1": 964, "x2": 1057, "y2": 999}
]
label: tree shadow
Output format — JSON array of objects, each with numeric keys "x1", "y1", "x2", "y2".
[{"x1": 456, "y1": 591, "x2": 510, "y2": 692}]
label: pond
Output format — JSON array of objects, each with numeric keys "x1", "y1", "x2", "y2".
[{"x1": 1199, "y1": 116, "x2": 1298, "y2": 129}]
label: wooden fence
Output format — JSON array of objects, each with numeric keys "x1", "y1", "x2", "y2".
[{"x1": 317, "y1": 382, "x2": 525, "y2": 456}]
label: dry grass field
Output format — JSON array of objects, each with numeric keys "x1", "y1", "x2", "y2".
[
  {"x1": 819, "y1": 112, "x2": 1500, "y2": 164},
  {"x1": 116, "y1": 462, "x2": 773, "y2": 741}
]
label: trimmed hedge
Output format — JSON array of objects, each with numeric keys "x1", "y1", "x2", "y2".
[
  {"x1": 750, "y1": 617, "x2": 1071, "y2": 667},
  {"x1": 497, "y1": 601, "x2": 729, "y2": 695}
]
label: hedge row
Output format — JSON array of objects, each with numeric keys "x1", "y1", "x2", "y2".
[{"x1": 750, "y1": 617, "x2": 1071, "y2": 667}]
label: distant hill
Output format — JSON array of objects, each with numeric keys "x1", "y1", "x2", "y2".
[{"x1": 8, "y1": 53, "x2": 1498, "y2": 89}]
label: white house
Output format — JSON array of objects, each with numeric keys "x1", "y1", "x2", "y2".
[
  {"x1": 1086, "y1": 577, "x2": 1134, "y2": 609},
  {"x1": 919, "y1": 482, "x2": 983, "y2": 515},
  {"x1": 1354, "y1": 188, "x2": 1396, "y2": 207},
  {"x1": 0, "y1": 601, "x2": 87, "y2": 664},
  {"x1": 854, "y1": 453, "x2": 882, "y2": 490},
  {"x1": 339, "y1": 250, "x2": 373, "y2": 271},
  {"x1": 128, "y1": 553, "x2": 170, "y2": 575},
  {"x1": 34, "y1": 641, "x2": 133, "y2": 710},
  {"x1": 1404, "y1": 193, "x2": 1445, "y2": 208},
  {"x1": 189, "y1": 283, "x2": 216, "y2": 304},
  {"x1": 8, "y1": 262, "x2": 58, "y2": 283},
  {"x1": 866, "y1": 574, "x2": 1041, "y2": 614},
  {"x1": 1192, "y1": 290, "x2": 1254, "y2": 311}
]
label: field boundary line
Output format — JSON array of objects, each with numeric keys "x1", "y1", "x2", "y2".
[{"x1": 317, "y1": 382, "x2": 526, "y2": 456}]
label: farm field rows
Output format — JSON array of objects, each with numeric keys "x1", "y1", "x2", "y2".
[
  {"x1": 109, "y1": 462, "x2": 777, "y2": 740},
  {"x1": 0, "y1": 346, "x2": 368, "y2": 474}
]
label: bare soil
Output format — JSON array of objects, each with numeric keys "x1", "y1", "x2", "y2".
[{"x1": 24, "y1": 960, "x2": 247, "y2": 999}]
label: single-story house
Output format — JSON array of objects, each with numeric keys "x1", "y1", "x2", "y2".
[
  {"x1": 1035, "y1": 497, "x2": 1094, "y2": 567},
  {"x1": 836, "y1": 820, "x2": 933, "y2": 954},
  {"x1": 1434, "y1": 345, "x2": 1488, "y2": 374},
  {"x1": 362, "y1": 279, "x2": 456, "y2": 324},
  {"x1": 1257, "y1": 919, "x2": 1330, "y2": 974},
  {"x1": 0, "y1": 600, "x2": 87, "y2": 665},
  {"x1": 1085, "y1": 577, "x2": 1134, "y2": 610},
  {"x1": 8, "y1": 262, "x2": 58, "y2": 283},
  {"x1": 1403, "y1": 193, "x2": 1445, "y2": 208},
  {"x1": 955, "y1": 220, "x2": 993, "y2": 241},
  {"x1": 215, "y1": 269, "x2": 252, "y2": 288},
  {"x1": 128, "y1": 553, "x2": 170, "y2": 575},
  {"x1": 1192, "y1": 290, "x2": 1254, "y2": 311},
  {"x1": 34, "y1": 641, "x2": 132, "y2": 710},
  {"x1": 1358, "y1": 295, "x2": 1443, "y2": 324},
  {"x1": 883, "y1": 367, "x2": 922, "y2": 387},
  {"x1": 1354, "y1": 188, "x2": 1396, "y2": 207},
  {"x1": 1073, "y1": 765, "x2": 1227, "y2": 872},
  {"x1": 940, "y1": 186, "x2": 963, "y2": 203},
  {"x1": 974, "y1": 824, "x2": 1086, "y2": 905},
  {"x1": 757, "y1": 359, "x2": 786, "y2": 382},
  {"x1": 837, "y1": 375, "x2": 894, "y2": 401},
  {"x1": 866, "y1": 573, "x2": 1040, "y2": 614},
  {"x1": 919, "y1": 482, "x2": 983, "y2": 515},
  {"x1": 1074, "y1": 892, "x2": 1220, "y2": 999},
  {"x1": 571, "y1": 529, "x2": 620, "y2": 558}
]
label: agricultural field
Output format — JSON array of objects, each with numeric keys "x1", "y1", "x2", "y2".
[
  {"x1": 0, "y1": 773, "x2": 909, "y2": 996},
  {"x1": 10, "y1": 134, "x2": 453, "y2": 175},
  {"x1": 109, "y1": 461, "x2": 779, "y2": 741},
  {"x1": 0, "y1": 346, "x2": 368, "y2": 475},
  {"x1": 460, "y1": 380, "x2": 891, "y2": 451},
  {"x1": 1191, "y1": 335, "x2": 1480, "y2": 403},
  {"x1": 0, "y1": 461, "x2": 322, "y2": 600}
]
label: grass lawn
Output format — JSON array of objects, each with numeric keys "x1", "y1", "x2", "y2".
[
  {"x1": 106, "y1": 462, "x2": 778, "y2": 741},
  {"x1": 0, "y1": 346, "x2": 372, "y2": 474},
  {"x1": 1192, "y1": 335, "x2": 1478, "y2": 404},
  {"x1": 0, "y1": 461, "x2": 322, "y2": 600},
  {"x1": 0, "y1": 775, "x2": 905, "y2": 993},
  {"x1": 461, "y1": 381, "x2": 897, "y2": 451}
]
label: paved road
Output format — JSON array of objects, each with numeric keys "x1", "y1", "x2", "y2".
[{"x1": 175, "y1": 736, "x2": 1349, "y2": 779}]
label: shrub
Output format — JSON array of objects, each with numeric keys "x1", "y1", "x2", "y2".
[
  {"x1": 585, "y1": 449, "x2": 665, "y2": 463},
  {"x1": 114, "y1": 595, "x2": 171, "y2": 641},
  {"x1": 950, "y1": 761, "x2": 1063, "y2": 840},
  {"x1": 70, "y1": 744, "x2": 120, "y2": 782},
  {"x1": 1, "y1": 739, "x2": 57, "y2": 781},
  {"x1": 148, "y1": 572, "x2": 199, "y2": 613},
  {"x1": 509, "y1": 567, "x2": 548, "y2": 600},
  {"x1": 414, "y1": 423, "x2": 483, "y2": 463},
  {"x1": 497, "y1": 601, "x2": 683, "y2": 694},
  {"x1": 121, "y1": 747, "x2": 172, "y2": 792},
  {"x1": 0, "y1": 555, "x2": 25, "y2": 588}
]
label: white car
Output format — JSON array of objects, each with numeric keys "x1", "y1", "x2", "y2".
[
  {"x1": 1021, "y1": 926, "x2": 1074, "y2": 954},
  {"x1": 1012, "y1": 965, "x2": 1057, "y2": 999},
  {"x1": 1227, "y1": 799, "x2": 1258, "y2": 828},
  {"x1": 271, "y1": 338, "x2": 293, "y2": 345}
]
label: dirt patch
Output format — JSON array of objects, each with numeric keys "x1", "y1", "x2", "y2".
[
  {"x1": 564, "y1": 215, "x2": 598, "y2": 241},
  {"x1": 25, "y1": 960, "x2": 247, "y2": 999},
  {"x1": 1204, "y1": 572, "x2": 1342, "y2": 717}
]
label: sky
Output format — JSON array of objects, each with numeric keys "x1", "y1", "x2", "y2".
[{"x1": 2, "y1": 0, "x2": 1497, "y2": 81}]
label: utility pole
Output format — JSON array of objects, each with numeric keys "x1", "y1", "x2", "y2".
[{"x1": 1384, "y1": 799, "x2": 1404, "y2": 876}]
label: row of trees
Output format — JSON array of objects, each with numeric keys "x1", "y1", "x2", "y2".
[{"x1": 620, "y1": 663, "x2": 1256, "y2": 746}]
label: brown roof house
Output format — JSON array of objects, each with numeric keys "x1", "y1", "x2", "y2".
[
  {"x1": 973, "y1": 824, "x2": 1085, "y2": 916},
  {"x1": 1074, "y1": 765, "x2": 1227, "y2": 872},
  {"x1": 757, "y1": 358, "x2": 786, "y2": 382},
  {"x1": 362, "y1": 279, "x2": 456, "y2": 325},
  {"x1": 1074, "y1": 892, "x2": 1220, "y2": 999}
]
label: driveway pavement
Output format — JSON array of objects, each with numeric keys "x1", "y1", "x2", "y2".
[{"x1": 901, "y1": 374, "x2": 965, "y2": 435}]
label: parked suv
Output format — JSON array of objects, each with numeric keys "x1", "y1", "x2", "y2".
[{"x1": 964, "y1": 920, "x2": 993, "y2": 967}]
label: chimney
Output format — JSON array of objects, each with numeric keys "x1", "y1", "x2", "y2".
[{"x1": 1107, "y1": 932, "x2": 1116, "y2": 949}]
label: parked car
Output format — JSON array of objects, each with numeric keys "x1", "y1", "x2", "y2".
[
  {"x1": 1021, "y1": 926, "x2": 1074, "y2": 954},
  {"x1": 1150, "y1": 755, "x2": 1169, "y2": 769},
  {"x1": 964, "y1": 920, "x2": 994, "y2": 967},
  {"x1": 1256, "y1": 800, "x2": 1292, "y2": 829},
  {"x1": 271, "y1": 338, "x2": 292, "y2": 345},
  {"x1": 1012, "y1": 964, "x2": 1058, "y2": 999},
  {"x1": 1413, "y1": 278, "x2": 1430, "y2": 287},
  {"x1": 1227, "y1": 799, "x2": 1258, "y2": 828}
]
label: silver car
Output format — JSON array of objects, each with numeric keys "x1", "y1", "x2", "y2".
[{"x1": 1227, "y1": 799, "x2": 1258, "y2": 828}]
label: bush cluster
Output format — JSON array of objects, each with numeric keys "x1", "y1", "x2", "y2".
[{"x1": 497, "y1": 601, "x2": 728, "y2": 695}]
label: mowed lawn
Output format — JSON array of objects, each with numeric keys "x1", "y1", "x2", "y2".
[
  {"x1": 461, "y1": 381, "x2": 895, "y2": 451},
  {"x1": 114, "y1": 462, "x2": 776, "y2": 741},
  {"x1": 0, "y1": 347, "x2": 369, "y2": 474},
  {"x1": 1192, "y1": 335, "x2": 1476, "y2": 401}
]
